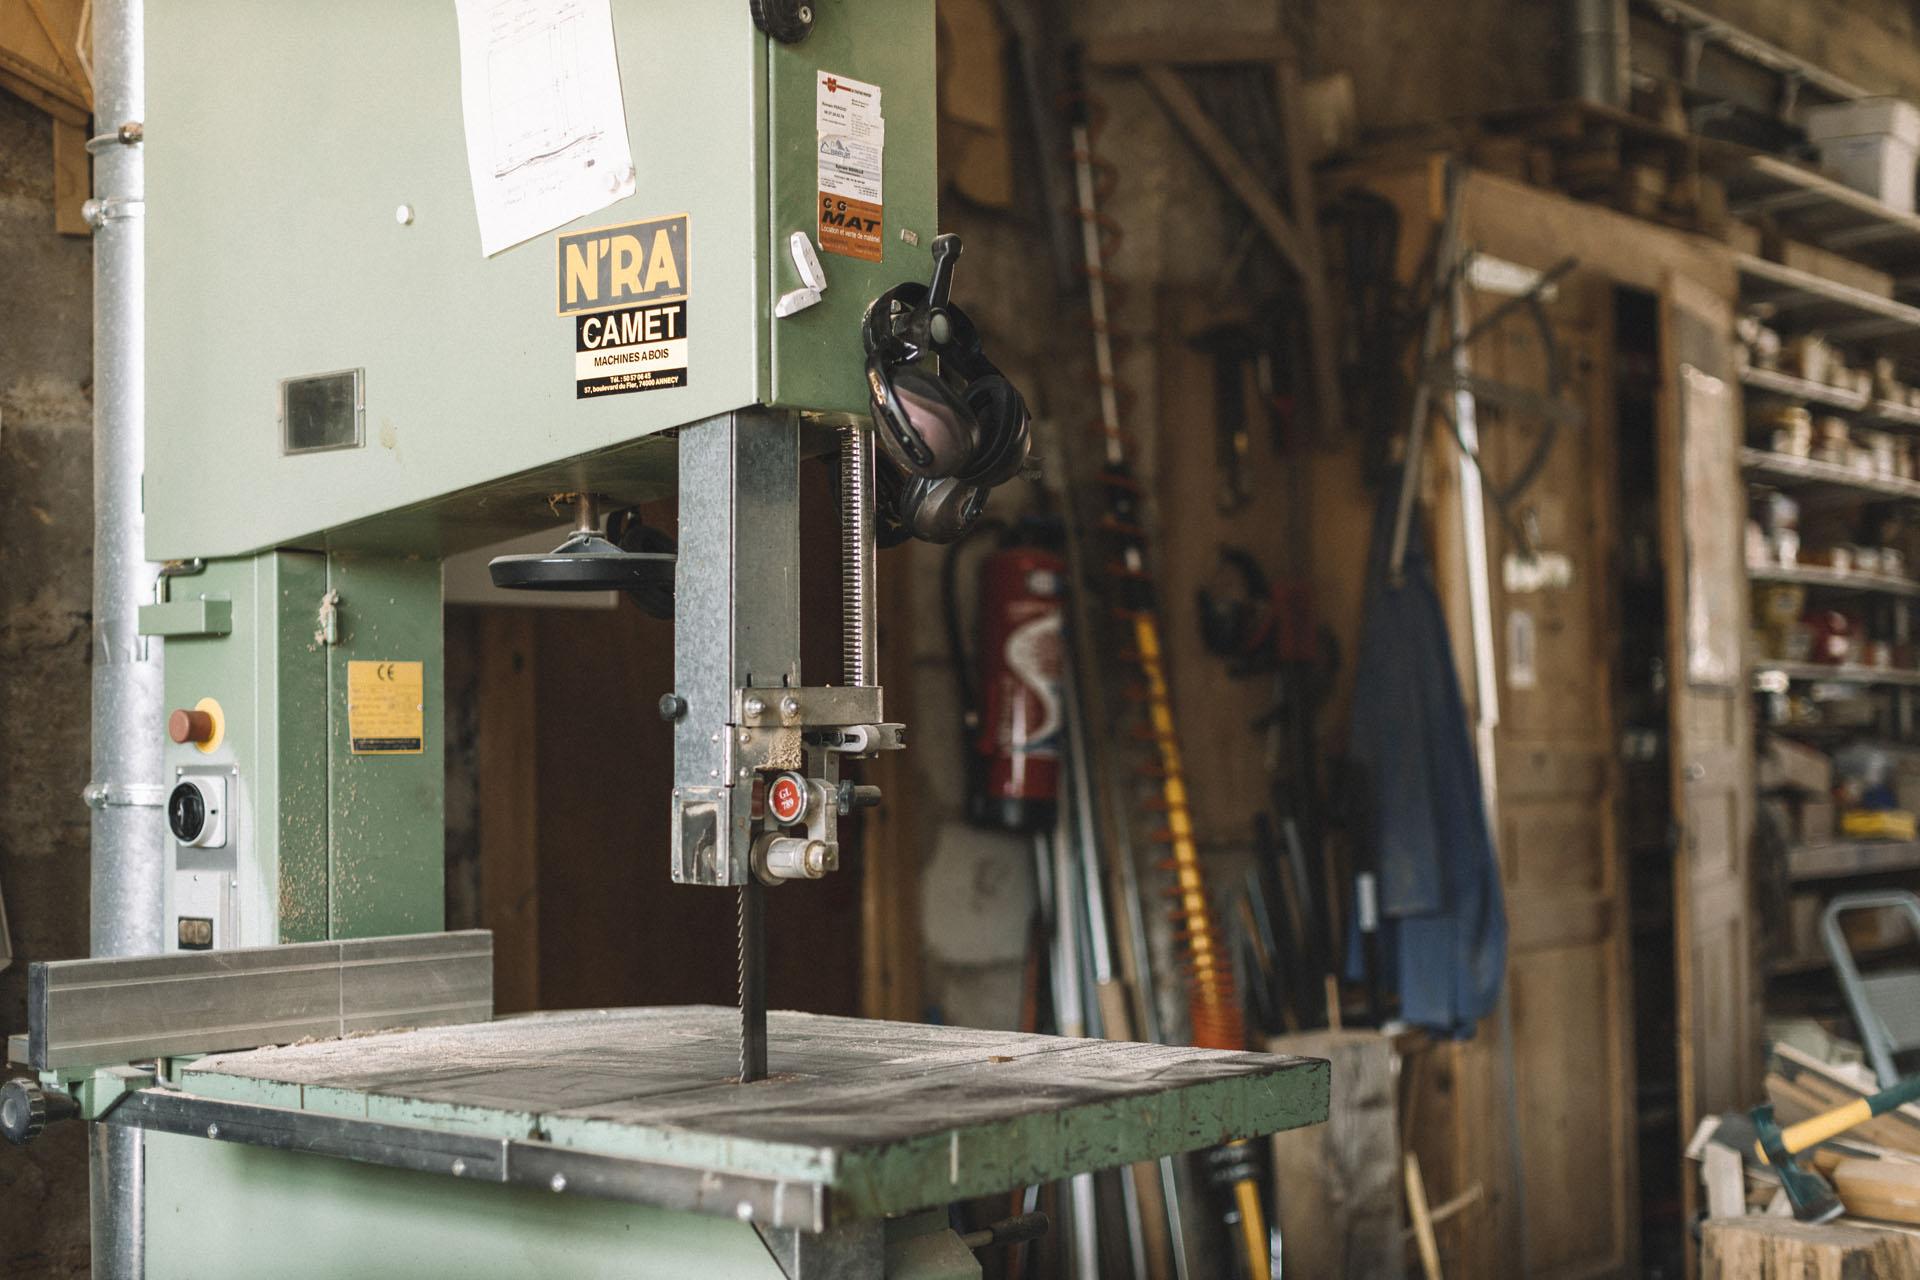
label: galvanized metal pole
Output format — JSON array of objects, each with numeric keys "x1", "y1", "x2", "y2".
[
  {"x1": 85, "y1": 1, "x2": 160, "y2": 1275},
  {"x1": 87, "y1": 0, "x2": 162, "y2": 959}
]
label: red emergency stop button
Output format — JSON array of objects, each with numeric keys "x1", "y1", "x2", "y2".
[
  {"x1": 169, "y1": 708, "x2": 216, "y2": 745},
  {"x1": 768, "y1": 773, "x2": 809, "y2": 825}
]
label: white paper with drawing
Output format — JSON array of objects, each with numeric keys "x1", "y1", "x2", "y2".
[{"x1": 454, "y1": 0, "x2": 635, "y2": 256}]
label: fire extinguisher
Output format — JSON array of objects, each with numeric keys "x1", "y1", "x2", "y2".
[{"x1": 944, "y1": 520, "x2": 1066, "y2": 832}]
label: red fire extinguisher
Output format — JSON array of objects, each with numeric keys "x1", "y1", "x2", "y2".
[{"x1": 971, "y1": 540, "x2": 1067, "y2": 831}]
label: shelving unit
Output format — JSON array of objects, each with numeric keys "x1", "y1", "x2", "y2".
[
  {"x1": 1726, "y1": 156, "x2": 1920, "y2": 290},
  {"x1": 1739, "y1": 363, "x2": 1869, "y2": 411},
  {"x1": 1751, "y1": 660, "x2": 1920, "y2": 689},
  {"x1": 1749, "y1": 561, "x2": 1920, "y2": 599},
  {"x1": 1736, "y1": 170, "x2": 1920, "y2": 1025},
  {"x1": 1788, "y1": 839, "x2": 1920, "y2": 881},
  {"x1": 1741, "y1": 447, "x2": 1920, "y2": 501},
  {"x1": 1738, "y1": 254, "x2": 1920, "y2": 361}
]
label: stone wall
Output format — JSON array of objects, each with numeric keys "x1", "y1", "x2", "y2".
[{"x1": 0, "y1": 87, "x2": 96, "y2": 1280}]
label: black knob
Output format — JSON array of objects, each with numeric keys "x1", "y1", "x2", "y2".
[
  {"x1": 749, "y1": 0, "x2": 813, "y2": 43},
  {"x1": 167, "y1": 781, "x2": 207, "y2": 843},
  {"x1": 836, "y1": 782, "x2": 883, "y2": 815},
  {"x1": 658, "y1": 693, "x2": 688, "y2": 722},
  {"x1": 1, "y1": 1079, "x2": 77, "y2": 1146}
]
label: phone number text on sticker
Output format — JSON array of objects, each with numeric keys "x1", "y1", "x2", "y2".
[{"x1": 575, "y1": 301, "x2": 689, "y2": 398}]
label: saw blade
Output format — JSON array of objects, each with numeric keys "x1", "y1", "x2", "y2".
[{"x1": 738, "y1": 880, "x2": 768, "y2": 1083}]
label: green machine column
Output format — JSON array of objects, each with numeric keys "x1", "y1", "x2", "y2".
[
  {"x1": 324, "y1": 553, "x2": 444, "y2": 939},
  {"x1": 140, "y1": 552, "x2": 442, "y2": 948}
]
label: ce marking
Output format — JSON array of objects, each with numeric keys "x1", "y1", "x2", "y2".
[{"x1": 375, "y1": 662, "x2": 399, "y2": 681}]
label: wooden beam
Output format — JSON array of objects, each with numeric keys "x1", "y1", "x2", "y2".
[
  {"x1": 0, "y1": 0, "x2": 89, "y2": 118},
  {"x1": 859, "y1": 549, "x2": 922, "y2": 1024},
  {"x1": 51, "y1": 118, "x2": 87, "y2": 237},
  {"x1": 1404, "y1": 1153, "x2": 1444, "y2": 1280},
  {"x1": 1274, "y1": 58, "x2": 1346, "y2": 443},
  {"x1": 1110, "y1": 52, "x2": 1346, "y2": 443},
  {"x1": 1085, "y1": 32, "x2": 1295, "y2": 67},
  {"x1": 0, "y1": 65, "x2": 86, "y2": 125},
  {"x1": 1138, "y1": 64, "x2": 1311, "y2": 281},
  {"x1": 22, "y1": 0, "x2": 86, "y2": 100},
  {"x1": 477, "y1": 610, "x2": 540, "y2": 1014}
]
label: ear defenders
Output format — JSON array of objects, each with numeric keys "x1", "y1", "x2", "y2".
[{"x1": 861, "y1": 233, "x2": 1032, "y2": 544}]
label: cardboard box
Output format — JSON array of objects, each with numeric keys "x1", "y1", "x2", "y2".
[
  {"x1": 1788, "y1": 893, "x2": 1825, "y2": 964},
  {"x1": 1783, "y1": 240, "x2": 1897, "y2": 299},
  {"x1": 1760, "y1": 738, "x2": 1834, "y2": 796},
  {"x1": 1842, "y1": 904, "x2": 1912, "y2": 952}
]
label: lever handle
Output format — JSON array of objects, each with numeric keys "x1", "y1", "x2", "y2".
[{"x1": 926, "y1": 233, "x2": 962, "y2": 310}]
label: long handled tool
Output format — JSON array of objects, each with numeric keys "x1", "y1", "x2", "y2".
[
  {"x1": 1066, "y1": 93, "x2": 1272, "y2": 1280},
  {"x1": 1752, "y1": 1071, "x2": 1920, "y2": 1222}
]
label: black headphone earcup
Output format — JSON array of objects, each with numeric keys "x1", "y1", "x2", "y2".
[
  {"x1": 866, "y1": 357, "x2": 977, "y2": 479},
  {"x1": 887, "y1": 472, "x2": 989, "y2": 544},
  {"x1": 874, "y1": 460, "x2": 914, "y2": 549},
  {"x1": 959, "y1": 374, "x2": 1031, "y2": 488}
]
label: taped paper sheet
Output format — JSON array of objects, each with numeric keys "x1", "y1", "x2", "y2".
[
  {"x1": 454, "y1": 0, "x2": 636, "y2": 256},
  {"x1": 816, "y1": 70, "x2": 885, "y2": 261}
]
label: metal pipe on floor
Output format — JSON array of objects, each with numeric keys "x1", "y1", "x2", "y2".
[{"x1": 85, "y1": 0, "x2": 160, "y2": 1274}]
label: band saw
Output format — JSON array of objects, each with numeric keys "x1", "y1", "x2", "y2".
[{"x1": 2, "y1": 3, "x2": 1329, "y2": 1275}]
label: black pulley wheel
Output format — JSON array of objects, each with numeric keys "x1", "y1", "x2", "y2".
[
  {"x1": 750, "y1": 0, "x2": 814, "y2": 43},
  {"x1": 488, "y1": 532, "x2": 675, "y2": 610}
]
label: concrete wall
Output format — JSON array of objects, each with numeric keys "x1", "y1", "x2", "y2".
[{"x1": 0, "y1": 89, "x2": 95, "y2": 1280}]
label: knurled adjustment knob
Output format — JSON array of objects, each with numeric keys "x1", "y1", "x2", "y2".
[
  {"x1": 0, "y1": 1078, "x2": 76, "y2": 1146},
  {"x1": 168, "y1": 707, "x2": 215, "y2": 745}
]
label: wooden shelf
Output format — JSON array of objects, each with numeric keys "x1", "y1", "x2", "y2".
[
  {"x1": 1766, "y1": 721, "x2": 1895, "y2": 744},
  {"x1": 1752, "y1": 660, "x2": 1920, "y2": 689},
  {"x1": 1741, "y1": 363, "x2": 1870, "y2": 412},
  {"x1": 1864, "y1": 399, "x2": 1920, "y2": 431},
  {"x1": 1741, "y1": 447, "x2": 1920, "y2": 502},
  {"x1": 1789, "y1": 840, "x2": 1920, "y2": 881},
  {"x1": 1738, "y1": 254, "x2": 1920, "y2": 361},
  {"x1": 1749, "y1": 561, "x2": 1920, "y2": 599},
  {"x1": 1771, "y1": 941, "x2": 1915, "y2": 977},
  {"x1": 1741, "y1": 364, "x2": 1920, "y2": 431},
  {"x1": 1727, "y1": 156, "x2": 1920, "y2": 288}
]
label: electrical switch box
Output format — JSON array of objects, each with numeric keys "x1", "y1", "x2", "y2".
[{"x1": 146, "y1": 551, "x2": 444, "y2": 948}]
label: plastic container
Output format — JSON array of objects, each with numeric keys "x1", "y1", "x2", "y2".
[{"x1": 1806, "y1": 98, "x2": 1920, "y2": 213}]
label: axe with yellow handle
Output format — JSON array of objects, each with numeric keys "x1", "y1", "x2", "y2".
[{"x1": 1752, "y1": 1071, "x2": 1920, "y2": 1222}]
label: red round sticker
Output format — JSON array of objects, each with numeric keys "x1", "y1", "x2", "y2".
[{"x1": 770, "y1": 776, "x2": 805, "y2": 824}]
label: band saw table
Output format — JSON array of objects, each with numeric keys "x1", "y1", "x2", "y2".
[
  {"x1": 127, "y1": 1007, "x2": 1324, "y2": 1276},
  {"x1": 13, "y1": 950, "x2": 1326, "y2": 1279}
]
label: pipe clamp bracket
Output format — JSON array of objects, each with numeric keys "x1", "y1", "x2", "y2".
[{"x1": 82, "y1": 782, "x2": 167, "y2": 811}]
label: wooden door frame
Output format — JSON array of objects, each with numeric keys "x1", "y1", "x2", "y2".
[{"x1": 1328, "y1": 159, "x2": 1745, "y2": 1277}]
